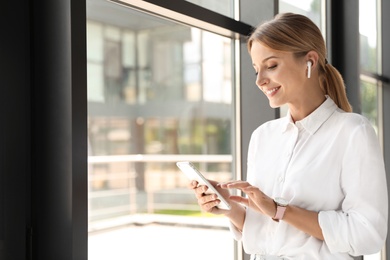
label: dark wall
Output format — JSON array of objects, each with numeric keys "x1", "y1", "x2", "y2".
[
  {"x1": 1, "y1": 2, "x2": 32, "y2": 260},
  {"x1": 31, "y1": 0, "x2": 87, "y2": 259},
  {"x1": 1, "y1": 1, "x2": 87, "y2": 259}
]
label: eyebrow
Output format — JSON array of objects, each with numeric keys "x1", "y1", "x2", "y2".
[
  {"x1": 252, "y1": 55, "x2": 279, "y2": 67},
  {"x1": 262, "y1": 55, "x2": 279, "y2": 63}
]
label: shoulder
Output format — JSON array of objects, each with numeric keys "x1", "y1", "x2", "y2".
[
  {"x1": 250, "y1": 117, "x2": 286, "y2": 142},
  {"x1": 332, "y1": 109, "x2": 372, "y2": 128},
  {"x1": 254, "y1": 117, "x2": 286, "y2": 133},
  {"x1": 330, "y1": 109, "x2": 377, "y2": 139}
]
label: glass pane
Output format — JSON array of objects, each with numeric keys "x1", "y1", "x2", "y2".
[
  {"x1": 359, "y1": 0, "x2": 378, "y2": 73},
  {"x1": 360, "y1": 79, "x2": 378, "y2": 132},
  {"x1": 279, "y1": 0, "x2": 322, "y2": 28},
  {"x1": 185, "y1": 0, "x2": 234, "y2": 18},
  {"x1": 87, "y1": 0, "x2": 235, "y2": 259}
]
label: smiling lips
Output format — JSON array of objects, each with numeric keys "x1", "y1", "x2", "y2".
[{"x1": 263, "y1": 86, "x2": 281, "y2": 96}]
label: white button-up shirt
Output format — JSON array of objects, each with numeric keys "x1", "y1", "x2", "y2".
[{"x1": 231, "y1": 97, "x2": 388, "y2": 259}]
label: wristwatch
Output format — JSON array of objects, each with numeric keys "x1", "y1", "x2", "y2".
[{"x1": 272, "y1": 197, "x2": 289, "y2": 222}]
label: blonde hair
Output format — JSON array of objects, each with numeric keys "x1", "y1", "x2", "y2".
[{"x1": 248, "y1": 13, "x2": 352, "y2": 112}]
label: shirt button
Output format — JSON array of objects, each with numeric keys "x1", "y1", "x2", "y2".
[{"x1": 278, "y1": 176, "x2": 284, "y2": 183}]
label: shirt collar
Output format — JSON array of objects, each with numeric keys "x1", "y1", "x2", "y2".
[{"x1": 282, "y1": 96, "x2": 338, "y2": 135}]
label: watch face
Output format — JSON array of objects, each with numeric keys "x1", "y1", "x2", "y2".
[{"x1": 274, "y1": 197, "x2": 289, "y2": 206}]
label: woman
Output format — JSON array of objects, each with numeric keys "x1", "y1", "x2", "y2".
[{"x1": 190, "y1": 13, "x2": 388, "y2": 259}]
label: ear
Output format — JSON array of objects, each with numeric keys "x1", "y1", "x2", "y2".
[{"x1": 305, "y1": 51, "x2": 319, "y2": 70}]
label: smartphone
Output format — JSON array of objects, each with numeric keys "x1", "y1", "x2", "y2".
[{"x1": 176, "y1": 161, "x2": 231, "y2": 210}]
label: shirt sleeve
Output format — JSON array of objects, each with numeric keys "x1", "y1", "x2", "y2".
[
  {"x1": 229, "y1": 220, "x2": 243, "y2": 241},
  {"x1": 318, "y1": 118, "x2": 388, "y2": 256}
]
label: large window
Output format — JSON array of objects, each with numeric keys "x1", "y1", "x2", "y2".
[{"x1": 87, "y1": 0, "x2": 242, "y2": 259}]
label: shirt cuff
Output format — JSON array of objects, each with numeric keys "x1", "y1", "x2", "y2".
[{"x1": 319, "y1": 210, "x2": 351, "y2": 253}]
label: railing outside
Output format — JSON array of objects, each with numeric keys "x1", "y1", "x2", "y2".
[{"x1": 88, "y1": 154, "x2": 233, "y2": 223}]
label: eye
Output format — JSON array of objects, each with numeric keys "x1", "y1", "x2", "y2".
[{"x1": 267, "y1": 64, "x2": 277, "y2": 70}]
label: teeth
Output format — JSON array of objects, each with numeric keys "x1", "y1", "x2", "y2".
[{"x1": 264, "y1": 87, "x2": 279, "y2": 95}]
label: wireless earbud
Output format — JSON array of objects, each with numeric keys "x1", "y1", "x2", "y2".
[{"x1": 307, "y1": 61, "x2": 312, "y2": 79}]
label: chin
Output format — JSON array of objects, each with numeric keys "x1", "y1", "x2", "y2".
[{"x1": 269, "y1": 101, "x2": 281, "y2": 109}]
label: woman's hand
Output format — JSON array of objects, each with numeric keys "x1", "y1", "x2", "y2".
[
  {"x1": 188, "y1": 179, "x2": 247, "y2": 232},
  {"x1": 220, "y1": 181, "x2": 276, "y2": 218},
  {"x1": 188, "y1": 179, "x2": 231, "y2": 215},
  {"x1": 219, "y1": 181, "x2": 324, "y2": 240}
]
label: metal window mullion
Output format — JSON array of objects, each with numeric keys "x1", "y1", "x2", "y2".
[{"x1": 109, "y1": 0, "x2": 253, "y2": 39}]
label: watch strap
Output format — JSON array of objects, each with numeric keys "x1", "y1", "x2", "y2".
[{"x1": 273, "y1": 205, "x2": 287, "y2": 221}]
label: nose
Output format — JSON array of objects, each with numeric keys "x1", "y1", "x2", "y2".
[{"x1": 256, "y1": 72, "x2": 269, "y2": 88}]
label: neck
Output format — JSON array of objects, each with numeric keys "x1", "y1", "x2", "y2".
[{"x1": 288, "y1": 92, "x2": 326, "y2": 123}]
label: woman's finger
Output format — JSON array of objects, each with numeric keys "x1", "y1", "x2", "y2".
[
  {"x1": 198, "y1": 193, "x2": 223, "y2": 212},
  {"x1": 200, "y1": 193, "x2": 217, "y2": 205},
  {"x1": 188, "y1": 180, "x2": 198, "y2": 189},
  {"x1": 229, "y1": 195, "x2": 249, "y2": 207},
  {"x1": 242, "y1": 186, "x2": 262, "y2": 195},
  {"x1": 194, "y1": 185, "x2": 208, "y2": 199},
  {"x1": 226, "y1": 181, "x2": 252, "y2": 190},
  {"x1": 203, "y1": 200, "x2": 221, "y2": 212},
  {"x1": 219, "y1": 180, "x2": 248, "y2": 187}
]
